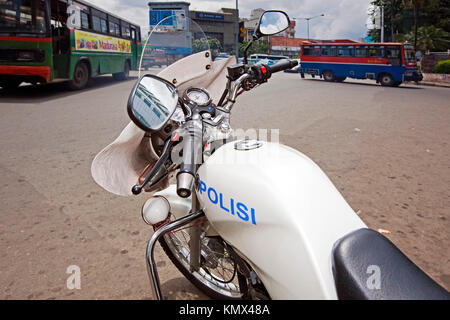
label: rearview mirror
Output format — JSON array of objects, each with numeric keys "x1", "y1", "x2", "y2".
[
  {"x1": 127, "y1": 75, "x2": 178, "y2": 132},
  {"x1": 256, "y1": 11, "x2": 290, "y2": 37}
]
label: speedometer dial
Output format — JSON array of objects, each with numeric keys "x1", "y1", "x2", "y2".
[{"x1": 183, "y1": 87, "x2": 212, "y2": 107}]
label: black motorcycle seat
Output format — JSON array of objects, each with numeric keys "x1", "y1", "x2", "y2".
[{"x1": 332, "y1": 228, "x2": 450, "y2": 300}]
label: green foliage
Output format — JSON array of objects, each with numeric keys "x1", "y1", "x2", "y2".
[
  {"x1": 431, "y1": 59, "x2": 450, "y2": 73},
  {"x1": 369, "y1": 0, "x2": 405, "y2": 42},
  {"x1": 192, "y1": 37, "x2": 222, "y2": 59},
  {"x1": 368, "y1": 0, "x2": 450, "y2": 51},
  {"x1": 238, "y1": 40, "x2": 270, "y2": 57},
  {"x1": 411, "y1": 25, "x2": 449, "y2": 52}
]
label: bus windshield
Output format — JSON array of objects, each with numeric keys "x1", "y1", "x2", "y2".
[
  {"x1": 404, "y1": 45, "x2": 416, "y2": 65},
  {"x1": 0, "y1": 0, "x2": 47, "y2": 34}
]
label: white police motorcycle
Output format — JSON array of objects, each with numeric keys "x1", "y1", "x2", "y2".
[{"x1": 92, "y1": 11, "x2": 449, "y2": 300}]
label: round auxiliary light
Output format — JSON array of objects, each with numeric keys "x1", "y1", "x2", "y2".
[{"x1": 141, "y1": 196, "x2": 170, "y2": 226}]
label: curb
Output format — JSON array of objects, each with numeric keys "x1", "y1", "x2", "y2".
[{"x1": 417, "y1": 81, "x2": 450, "y2": 88}]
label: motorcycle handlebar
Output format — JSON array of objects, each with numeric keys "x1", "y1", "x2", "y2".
[
  {"x1": 247, "y1": 59, "x2": 299, "y2": 87},
  {"x1": 268, "y1": 59, "x2": 299, "y2": 74}
]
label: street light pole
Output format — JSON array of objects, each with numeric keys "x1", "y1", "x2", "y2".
[{"x1": 294, "y1": 14, "x2": 325, "y2": 40}]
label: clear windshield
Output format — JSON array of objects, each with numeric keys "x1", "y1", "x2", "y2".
[
  {"x1": 0, "y1": 0, "x2": 47, "y2": 34},
  {"x1": 139, "y1": 14, "x2": 211, "y2": 76}
]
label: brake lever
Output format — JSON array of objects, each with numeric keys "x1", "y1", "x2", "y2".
[{"x1": 131, "y1": 132, "x2": 181, "y2": 195}]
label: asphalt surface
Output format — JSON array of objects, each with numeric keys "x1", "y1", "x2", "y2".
[{"x1": 0, "y1": 70, "x2": 449, "y2": 300}]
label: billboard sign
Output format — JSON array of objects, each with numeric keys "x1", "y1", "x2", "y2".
[
  {"x1": 149, "y1": 10, "x2": 186, "y2": 31},
  {"x1": 75, "y1": 30, "x2": 131, "y2": 53}
]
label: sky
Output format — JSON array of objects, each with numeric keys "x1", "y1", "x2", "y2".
[{"x1": 88, "y1": 0, "x2": 374, "y2": 41}]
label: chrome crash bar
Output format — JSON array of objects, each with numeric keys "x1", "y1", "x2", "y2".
[{"x1": 146, "y1": 210, "x2": 205, "y2": 300}]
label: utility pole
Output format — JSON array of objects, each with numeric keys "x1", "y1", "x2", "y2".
[
  {"x1": 235, "y1": 0, "x2": 239, "y2": 59},
  {"x1": 381, "y1": 4, "x2": 385, "y2": 42}
]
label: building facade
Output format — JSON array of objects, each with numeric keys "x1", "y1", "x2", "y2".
[
  {"x1": 270, "y1": 36, "x2": 307, "y2": 58},
  {"x1": 190, "y1": 8, "x2": 238, "y2": 54},
  {"x1": 241, "y1": 8, "x2": 264, "y2": 41}
]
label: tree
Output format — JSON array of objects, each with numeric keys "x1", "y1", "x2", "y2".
[
  {"x1": 192, "y1": 37, "x2": 222, "y2": 59},
  {"x1": 368, "y1": 0, "x2": 450, "y2": 50},
  {"x1": 238, "y1": 40, "x2": 270, "y2": 57},
  {"x1": 399, "y1": 25, "x2": 450, "y2": 51},
  {"x1": 402, "y1": 0, "x2": 428, "y2": 47},
  {"x1": 369, "y1": 0, "x2": 405, "y2": 42}
]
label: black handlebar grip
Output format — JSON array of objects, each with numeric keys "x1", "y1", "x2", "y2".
[{"x1": 268, "y1": 59, "x2": 299, "y2": 73}]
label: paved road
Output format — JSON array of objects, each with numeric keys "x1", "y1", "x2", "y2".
[{"x1": 0, "y1": 70, "x2": 449, "y2": 300}]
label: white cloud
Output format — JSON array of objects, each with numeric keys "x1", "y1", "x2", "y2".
[{"x1": 87, "y1": 0, "x2": 372, "y2": 40}]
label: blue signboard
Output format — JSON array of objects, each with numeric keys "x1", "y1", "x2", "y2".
[
  {"x1": 149, "y1": 10, "x2": 186, "y2": 29},
  {"x1": 150, "y1": 10, "x2": 174, "y2": 26},
  {"x1": 365, "y1": 35, "x2": 375, "y2": 43},
  {"x1": 195, "y1": 12, "x2": 224, "y2": 21}
]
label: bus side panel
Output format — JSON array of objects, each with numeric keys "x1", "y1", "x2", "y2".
[
  {"x1": 69, "y1": 52, "x2": 130, "y2": 78},
  {"x1": 301, "y1": 62, "x2": 405, "y2": 82}
]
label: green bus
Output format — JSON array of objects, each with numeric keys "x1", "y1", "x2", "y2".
[{"x1": 0, "y1": 0, "x2": 142, "y2": 90}]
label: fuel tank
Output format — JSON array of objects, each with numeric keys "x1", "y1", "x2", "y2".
[{"x1": 196, "y1": 140, "x2": 366, "y2": 299}]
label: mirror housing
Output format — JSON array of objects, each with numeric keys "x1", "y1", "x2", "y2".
[
  {"x1": 127, "y1": 75, "x2": 179, "y2": 132},
  {"x1": 243, "y1": 10, "x2": 290, "y2": 64},
  {"x1": 255, "y1": 10, "x2": 290, "y2": 38}
]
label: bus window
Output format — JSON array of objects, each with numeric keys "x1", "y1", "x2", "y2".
[
  {"x1": 355, "y1": 46, "x2": 368, "y2": 57},
  {"x1": 100, "y1": 19, "x2": 107, "y2": 33},
  {"x1": 81, "y1": 12, "x2": 90, "y2": 29},
  {"x1": 121, "y1": 22, "x2": 131, "y2": 39},
  {"x1": 92, "y1": 9, "x2": 107, "y2": 34},
  {"x1": 321, "y1": 46, "x2": 331, "y2": 56},
  {"x1": 92, "y1": 16, "x2": 101, "y2": 32},
  {"x1": 369, "y1": 46, "x2": 384, "y2": 58},
  {"x1": 386, "y1": 46, "x2": 401, "y2": 65},
  {"x1": 404, "y1": 45, "x2": 416, "y2": 64},
  {"x1": 131, "y1": 27, "x2": 136, "y2": 42},
  {"x1": 337, "y1": 46, "x2": 354, "y2": 57},
  {"x1": 0, "y1": 0, "x2": 47, "y2": 34},
  {"x1": 109, "y1": 21, "x2": 117, "y2": 35},
  {"x1": 322, "y1": 46, "x2": 338, "y2": 57},
  {"x1": 108, "y1": 15, "x2": 119, "y2": 36},
  {"x1": 302, "y1": 46, "x2": 321, "y2": 56}
]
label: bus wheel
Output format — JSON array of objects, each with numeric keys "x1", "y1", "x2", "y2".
[
  {"x1": 69, "y1": 61, "x2": 89, "y2": 90},
  {"x1": 379, "y1": 73, "x2": 395, "y2": 87},
  {"x1": 335, "y1": 77, "x2": 346, "y2": 82},
  {"x1": 323, "y1": 70, "x2": 335, "y2": 82},
  {"x1": 113, "y1": 61, "x2": 130, "y2": 81}
]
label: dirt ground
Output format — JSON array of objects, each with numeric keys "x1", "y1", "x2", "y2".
[{"x1": 0, "y1": 73, "x2": 448, "y2": 300}]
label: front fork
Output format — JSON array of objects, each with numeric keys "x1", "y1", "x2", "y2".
[{"x1": 188, "y1": 190, "x2": 202, "y2": 272}]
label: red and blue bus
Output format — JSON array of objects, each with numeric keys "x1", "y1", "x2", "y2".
[{"x1": 299, "y1": 42, "x2": 423, "y2": 87}]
